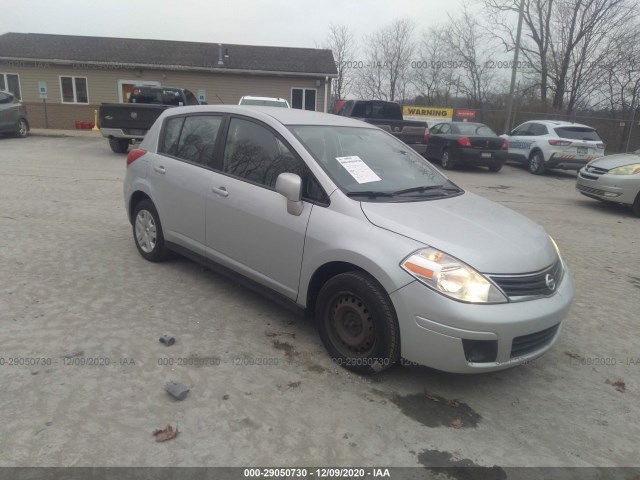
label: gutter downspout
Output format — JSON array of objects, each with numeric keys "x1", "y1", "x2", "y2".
[{"x1": 324, "y1": 76, "x2": 328, "y2": 113}]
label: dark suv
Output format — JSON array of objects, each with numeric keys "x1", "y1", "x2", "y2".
[{"x1": 0, "y1": 91, "x2": 29, "y2": 138}]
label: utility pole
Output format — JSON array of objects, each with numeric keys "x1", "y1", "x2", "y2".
[{"x1": 503, "y1": 0, "x2": 526, "y2": 134}]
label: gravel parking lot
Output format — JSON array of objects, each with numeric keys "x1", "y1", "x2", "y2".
[{"x1": 1, "y1": 135, "x2": 639, "y2": 469}]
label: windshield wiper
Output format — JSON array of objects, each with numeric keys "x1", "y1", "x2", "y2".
[
  {"x1": 346, "y1": 190, "x2": 394, "y2": 198},
  {"x1": 392, "y1": 185, "x2": 461, "y2": 196}
]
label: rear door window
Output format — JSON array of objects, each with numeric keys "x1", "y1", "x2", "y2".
[
  {"x1": 529, "y1": 123, "x2": 548, "y2": 136},
  {"x1": 159, "y1": 115, "x2": 223, "y2": 166},
  {"x1": 554, "y1": 127, "x2": 601, "y2": 141}
]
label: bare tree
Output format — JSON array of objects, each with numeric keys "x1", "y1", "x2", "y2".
[
  {"x1": 441, "y1": 3, "x2": 499, "y2": 117},
  {"x1": 485, "y1": 0, "x2": 637, "y2": 112},
  {"x1": 322, "y1": 23, "x2": 357, "y2": 107},
  {"x1": 411, "y1": 25, "x2": 457, "y2": 105},
  {"x1": 356, "y1": 19, "x2": 416, "y2": 102}
]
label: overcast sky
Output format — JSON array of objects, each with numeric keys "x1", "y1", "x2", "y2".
[{"x1": 2, "y1": 0, "x2": 467, "y2": 50}]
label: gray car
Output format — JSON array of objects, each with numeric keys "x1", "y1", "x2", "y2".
[
  {"x1": 0, "y1": 91, "x2": 29, "y2": 138},
  {"x1": 576, "y1": 151, "x2": 640, "y2": 216},
  {"x1": 124, "y1": 105, "x2": 574, "y2": 374}
]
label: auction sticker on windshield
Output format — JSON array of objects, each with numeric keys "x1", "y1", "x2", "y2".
[{"x1": 336, "y1": 156, "x2": 382, "y2": 184}]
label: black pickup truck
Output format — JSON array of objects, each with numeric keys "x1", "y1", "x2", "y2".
[
  {"x1": 99, "y1": 86, "x2": 201, "y2": 153},
  {"x1": 336, "y1": 100, "x2": 428, "y2": 155}
]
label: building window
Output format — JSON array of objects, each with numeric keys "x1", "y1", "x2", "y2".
[
  {"x1": 60, "y1": 76, "x2": 89, "y2": 104},
  {"x1": 0, "y1": 73, "x2": 21, "y2": 100},
  {"x1": 291, "y1": 88, "x2": 316, "y2": 111}
]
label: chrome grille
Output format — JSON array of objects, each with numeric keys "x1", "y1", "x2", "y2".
[
  {"x1": 584, "y1": 165, "x2": 608, "y2": 175},
  {"x1": 511, "y1": 324, "x2": 560, "y2": 358},
  {"x1": 489, "y1": 258, "x2": 564, "y2": 300}
]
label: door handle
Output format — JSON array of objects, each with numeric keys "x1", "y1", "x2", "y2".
[
  {"x1": 153, "y1": 166, "x2": 166, "y2": 174},
  {"x1": 211, "y1": 186, "x2": 229, "y2": 197}
]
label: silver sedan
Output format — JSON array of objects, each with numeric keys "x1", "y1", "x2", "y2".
[{"x1": 576, "y1": 150, "x2": 640, "y2": 216}]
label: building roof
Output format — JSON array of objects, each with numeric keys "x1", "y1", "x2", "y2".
[{"x1": 0, "y1": 32, "x2": 337, "y2": 77}]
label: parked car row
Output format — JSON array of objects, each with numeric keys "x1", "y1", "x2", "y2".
[{"x1": 0, "y1": 90, "x2": 29, "y2": 138}]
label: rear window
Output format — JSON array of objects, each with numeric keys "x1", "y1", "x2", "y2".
[
  {"x1": 129, "y1": 87, "x2": 184, "y2": 106},
  {"x1": 554, "y1": 127, "x2": 601, "y2": 141},
  {"x1": 455, "y1": 124, "x2": 496, "y2": 136},
  {"x1": 351, "y1": 102, "x2": 402, "y2": 119}
]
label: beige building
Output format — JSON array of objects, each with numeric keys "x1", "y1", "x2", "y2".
[{"x1": 0, "y1": 32, "x2": 337, "y2": 129}]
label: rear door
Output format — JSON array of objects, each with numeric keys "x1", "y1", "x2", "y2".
[
  {"x1": 149, "y1": 114, "x2": 224, "y2": 255},
  {"x1": 204, "y1": 116, "x2": 314, "y2": 299}
]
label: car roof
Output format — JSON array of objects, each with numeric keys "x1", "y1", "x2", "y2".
[
  {"x1": 240, "y1": 96, "x2": 287, "y2": 102},
  {"x1": 522, "y1": 119, "x2": 595, "y2": 129},
  {"x1": 164, "y1": 105, "x2": 373, "y2": 127}
]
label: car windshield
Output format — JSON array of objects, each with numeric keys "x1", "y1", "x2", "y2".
[
  {"x1": 455, "y1": 124, "x2": 496, "y2": 136},
  {"x1": 554, "y1": 127, "x2": 601, "y2": 141},
  {"x1": 290, "y1": 125, "x2": 462, "y2": 201},
  {"x1": 241, "y1": 99, "x2": 288, "y2": 107}
]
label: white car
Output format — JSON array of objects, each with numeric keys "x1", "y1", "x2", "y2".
[
  {"x1": 238, "y1": 96, "x2": 290, "y2": 108},
  {"x1": 503, "y1": 120, "x2": 605, "y2": 174}
]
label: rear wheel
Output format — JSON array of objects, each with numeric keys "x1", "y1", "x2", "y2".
[
  {"x1": 109, "y1": 138, "x2": 130, "y2": 154},
  {"x1": 315, "y1": 271, "x2": 400, "y2": 374},
  {"x1": 441, "y1": 149, "x2": 455, "y2": 170},
  {"x1": 488, "y1": 164, "x2": 503, "y2": 172},
  {"x1": 528, "y1": 151, "x2": 546, "y2": 175},
  {"x1": 132, "y1": 199, "x2": 168, "y2": 262},
  {"x1": 15, "y1": 118, "x2": 28, "y2": 138}
]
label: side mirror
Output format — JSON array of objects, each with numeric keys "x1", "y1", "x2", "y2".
[{"x1": 275, "y1": 173, "x2": 304, "y2": 216}]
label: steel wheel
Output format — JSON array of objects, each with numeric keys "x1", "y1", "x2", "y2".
[
  {"x1": 330, "y1": 293, "x2": 375, "y2": 356},
  {"x1": 135, "y1": 209, "x2": 157, "y2": 253},
  {"x1": 315, "y1": 271, "x2": 400, "y2": 374}
]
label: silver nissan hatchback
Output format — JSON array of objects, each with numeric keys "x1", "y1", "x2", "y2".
[{"x1": 124, "y1": 105, "x2": 574, "y2": 374}]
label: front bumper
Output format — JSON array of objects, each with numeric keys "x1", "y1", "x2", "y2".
[
  {"x1": 576, "y1": 169, "x2": 640, "y2": 206},
  {"x1": 390, "y1": 266, "x2": 575, "y2": 373}
]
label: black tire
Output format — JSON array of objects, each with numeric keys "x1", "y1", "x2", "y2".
[
  {"x1": 528, "y1": 151, "x2": 546, "y2": 175},
  {"x1": 488, "y1": 164, "x2": 503, "y2": 173},
  {"x1": 132, "y1": 199, "x2": 168, "y2": 262},
  {"x1": 441, "y1": 149, "x2": 455, "y2": 170},
  {"x1": 109, "y1": 137, "x2": 130, "y2": 154},
  {"x1": 633, "y1": 193, "x2": 640, "y2": 217},
  {"x1": 315, "y1": 271, "x2": 400, "y2": 374},
  {"x1": 14, "y1": 118, "x2": 28, "y2": 138}
]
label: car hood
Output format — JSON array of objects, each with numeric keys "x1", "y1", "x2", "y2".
[
  {"x1": 587, "y1": 153, "x2": 640, "y2": 170},
  {"x1": 360, "y1": 192, "x2": 556, "y2": 274}
]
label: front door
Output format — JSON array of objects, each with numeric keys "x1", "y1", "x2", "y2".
[{"x1": 205, "y1": 116, "x2": 311, "y2": 299}]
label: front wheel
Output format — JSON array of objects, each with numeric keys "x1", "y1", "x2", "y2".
[
  {"x1": 528, "y1": 151, "x2": 546, "y2": 174},
  {"x1": 441, "y1": 150, "x2": 455, "y2": 170},
  {"x1": 109, "y1": 138, "x2": 130, "y2": 154},
  {"x1": 132, "y1": 199, "x2": 168, "y2": 262},
  {"x1": 315, "y1": 271, "x2": 400, "y2": 374}
]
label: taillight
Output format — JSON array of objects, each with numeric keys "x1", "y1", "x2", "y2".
[
  {"x1": 127, "y1": 148, "x2": 146, "y2": 166},
  {"x1": 501, "y1": 139, "x2": 509, "y2": 150},
  {"x1": 548, "y1": 139, "x2": 572, "y2": 146},
  {"x1": 457, "y1": 136, "x2": 472, "y2": 147},
  {"x1": 423, "y1": 133, "x2": 430, "y2": 143}
]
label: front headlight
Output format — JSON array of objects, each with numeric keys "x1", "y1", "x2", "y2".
[
  {"x1": 609, "y1": 163, "x2": 640, "y2": 175},
  {"x1": 400, "y1": 248, "x2": 507, "y2": 304}
]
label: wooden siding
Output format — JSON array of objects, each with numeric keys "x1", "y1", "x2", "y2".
[{"x1": 1, "y1": 62, "x2": 331, "y2": 129}]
